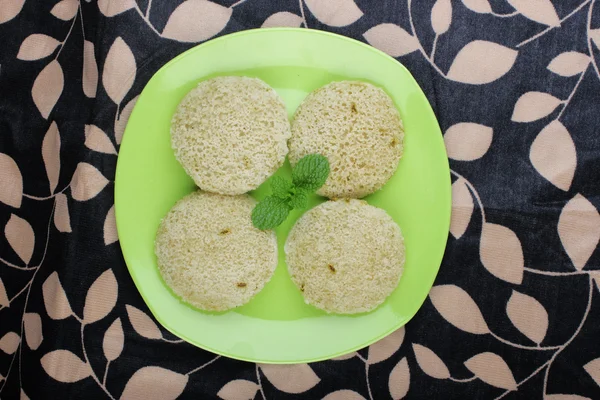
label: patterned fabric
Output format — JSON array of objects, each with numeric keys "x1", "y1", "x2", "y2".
[{"x1": 1, "y1": 0, "x2": 599, "y2": 399}]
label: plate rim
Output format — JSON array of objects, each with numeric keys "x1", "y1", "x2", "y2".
[{"x1": 115, "y1": 27, "x2": 451, "y2": 364}]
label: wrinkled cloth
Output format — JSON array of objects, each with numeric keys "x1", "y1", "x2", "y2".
[{"x1": 1, "y1": 0, "x2": 600, "y2": 399}]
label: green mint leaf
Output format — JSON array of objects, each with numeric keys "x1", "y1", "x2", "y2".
[
  {"x1": 292, "y1": 154, "x2": 330, "y2": 191},
  {"x1": 251, "y1": 196, "x2": 292, "y2": 230},
  {"x1": 289, "y1": 188, "x2": 309, "y2": 209},
  {"x1": 252, "y1": 155, "x2": 330, "y2": 230},
  {"x1": 270, "y1": 176, "x2": 292, "y2": 198}
]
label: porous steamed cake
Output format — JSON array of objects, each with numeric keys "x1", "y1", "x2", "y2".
[
  {"x1": 289, "y1": 81, "x2": 404, "y2": 198},
  {"x1": 171, "y1": 76, "x2": 291, "y2": 195},
  {"x1": 285, "y1": 199, "x2": 405, "y2": 314},
  {"x1": 155, "y1": 191, "x2": 278, "y2": 311}
]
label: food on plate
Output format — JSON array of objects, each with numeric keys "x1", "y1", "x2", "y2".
[
  {"x1": 163, "y1": 76, "x2": 407, "y2": 315},
  {"x1": 289, "y1": 81, "x2": 404, "y2": 199},
  {"x1": 285, "y1": 199, "x2": 405, "y2": 314},
  {"x1": 170, "y1": 76, "x2": 291, "y2": 195},
  {"x1": 155, "y1": 191, "x2": 278, "y2": 311}
]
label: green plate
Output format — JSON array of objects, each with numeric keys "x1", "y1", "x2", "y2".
[{"x1": 115, "y1": 28, "x2": 450, "y2": 364}]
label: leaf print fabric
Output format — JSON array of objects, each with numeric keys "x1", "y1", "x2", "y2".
[{"x1": 1, "y1": 0, "x2": 600, "y2": 399}]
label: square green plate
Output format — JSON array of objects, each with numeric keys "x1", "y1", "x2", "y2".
[{"x1": 115, "y1": 28, "x2": 450, "y2": 364}]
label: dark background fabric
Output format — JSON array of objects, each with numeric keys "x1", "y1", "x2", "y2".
[{"x1": 1, "y1": 0, "x2": 599, "y2": 399}]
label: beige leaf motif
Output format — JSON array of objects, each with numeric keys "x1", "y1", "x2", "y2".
[
  {"x1": 0, "y1": 153, "x2": 23, "y2": 208},
  {"x1": 0, "y1": 0, "x2": 25, "y2": 23},
  {"x1": 83, "y1": 269, "x2": 118, "y2": 324},
  {"x1": 42, "y1": 121, "x2": 61, "y2": 193},
  {"x1": 41, "y1": 350, "x2": 91, "y2": 383},
  {"x1": 388, "y1": 357, "x2": 410, "y2": 399},
  {"x1": 304, "y1": 0, "x2": 363, "y2": 27},
  {"x1": 98, "y1": 0, "x2": 135, "y2": 17},
  {"x1": 431, "y1": 0, "x2": 452, "y2": 35},
  {"x1": 17, "y1": 34, "x2": 60, "y2": 61},
  {"x1": 83, "y1": 40, "x2": 98, "y2": 98},
  {"x1": 0, "y1": 332, "x2": 20, "y2": 354},
  {"x1": 480, "y1": 223, "x2": 524, "y2": 284},
  {"x1": 262, "y1": 12, "x2": 303, "y2": 28},
  {"x1": 465, "y1": 352, "x2": 517, "y2": 390},
  {"x1": 162, "y1": 0, "x2": 232, "y2": 43},
  {"x1": 54, "y1": 193, "x2": 71, "y2": 233},
  {"x1": 429, "y1": 285, "x2": 489, "y2": 334},
  {"x1": 70, "y1": 162, "x2": 109, "y2": 202},
  {"x1": 447, "y1": 41, "x2": 518, "y2": 84},
  {"x1": 367, "y1": 327, "x2": 405, "y2": 364},
  {"x1": 0, "y1": 278, "x2": 9, "y2": 307},
  {"x1": 5, "y1": 214, "x2": 35, "y2": 265},
  {"x1": 50, "y1": 0, "x2": 78, "y2": 21},
  {"x1": 42, "y1": 272, "x2": 73, "y2": 320},
  {"x1": 126, "y1": 304, "x2": 163, "y2": 340},
  {"x1": 546, "y1": 395, "x2": 592, "y2": 400},
  {"x1": 507, "y1": 0, "x2": 559, "y2": 26},
  {"x1": 85, "y1": 125, "x2": 117, "y2": 155},
  {"x1": 20, "y1": 389, "x2": 29, "y2": 400},
  {"x1": 450, "y1": 178, "x2": 474, "y2": 239},
  {"x1": 591, "y1": 29, "x2": 600, "y2": 49},
  {"x1": 217, "y1": 379, "x2": 259, "y2": 400},
  {"x1": 558, "y1": 194, "x2": 600, "y2": 270},
  {"x1": 32, "y1": 60, "x2": 64, "y2": 119},
  {"x1": 120, "y1": 366, "x2": 188, "y2": 400},
  {"x1": 530, "y1": 120, "x2": 576, "y2": 191},
  {"x1": 547, "y1": 52, "x2": 590, "y2": 77},
  {"x1": 444, "y1": 122, "x2": 493, "y2": 161},
  {"x1": 512, "y1": 92, "x2": 563, "y2": 122},
  {"x1": 104, "y1": 205, "x2": 118, "y2": 245},
  {"x1": 103, "y1": 318, "x2": 124, "y2": 362},
  {"x1": 460, "y1": 0, "x2": 492, "y2": 13},
  {"x1": 323, "y1": 390, "x2": 367, "y2": 400},
  {"x1": 506, "y1": 291, "x2": 548, "y2": 344},
  {"x1": 331, "y1": 352, "x2": 357, "y2": 361},
  {"x1": 115, "y1": 95, "x2": 138, "y2": 145},
  {"x1": 412, "y1": 344, "x2": 450, "y2": 379},
  {"x1": 23, "y1": 312, "x2": 43, "y2": 350},
  {"x1": 363, "y1": 24, "x2": 419, "y2": 57},
  {"x1": 259, "y1": 364, "x2": 320, "y2": 393},
  {"x1": 583, "y1": 357, "x2": 600, "y2": 387},
  {"x1": 102, "y1": 37, "x2": 136, "y2": 104}
]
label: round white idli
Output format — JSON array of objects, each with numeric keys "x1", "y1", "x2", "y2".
[
  {"x1": 289, "y1": 81, "x2": 404, "y2": 199},
  {"x1": 171, "y1": 76, "x2": 291, "y2": 195},
  {"x1": 155, "y1": 191, "x2": 278, "y2": 311},
  {"x1": 285, "y1": 199, "x2": 405, "y2": 314}
]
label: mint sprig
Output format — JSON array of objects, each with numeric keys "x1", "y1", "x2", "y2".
[
  {"x1": 292, "y1": 154, "x2": 330, "y2": 191},
  {"x1": 251, "y1": 196, "x2": 292, "y2": 230},
  {"x1": 252, "y1": 154, "x2": 330, "y2": 230},
  {"x1": 270, "y1": 176, "x2": 293, "y2": 198}
]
